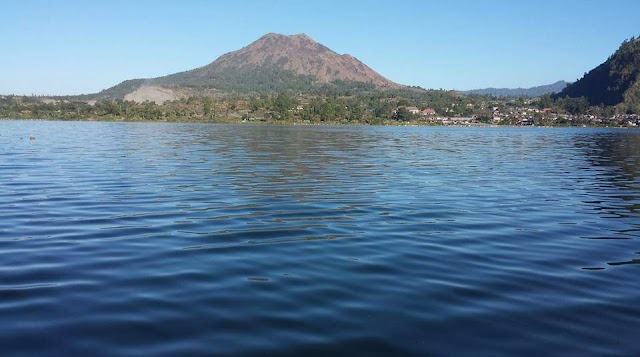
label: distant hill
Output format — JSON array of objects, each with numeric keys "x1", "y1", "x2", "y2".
[
  {"x1": 555, "y1": 36, "x2": 640, "y2": 112},
  {"x1": 461, "y1": 81, "x2": 568, "y2": 97},
  {"x1": 97, "y1": 33, "x2": 400, "y2": 102}
]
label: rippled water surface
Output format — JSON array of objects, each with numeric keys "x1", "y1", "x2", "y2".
[{"x1": 1, "y1": 120, "x2": 640, "y2": 355}]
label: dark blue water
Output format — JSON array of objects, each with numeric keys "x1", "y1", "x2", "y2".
[{"x1": 1, "y1": 120, "x2": 639, "y2": 355}]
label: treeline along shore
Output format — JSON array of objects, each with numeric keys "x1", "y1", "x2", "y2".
[{"x1": 1, "y1": 90, "x2": 638, "y2": 127}]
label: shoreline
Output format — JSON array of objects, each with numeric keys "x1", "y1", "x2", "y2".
[{"x1": 1, "y1": 117, "x2": 633, "y2": 129}]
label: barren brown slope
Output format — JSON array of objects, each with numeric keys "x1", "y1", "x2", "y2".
[{"x1": 202, "y1": 33, "x2": 399, "y2": 88}]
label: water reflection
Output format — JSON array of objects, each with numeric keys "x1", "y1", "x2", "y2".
[
  {"x1": 1, "y1": 121, "x2": 640, "y2": 355},
  {"x1": 584, "y1": 131, "x2": 640, "y2": 187}
]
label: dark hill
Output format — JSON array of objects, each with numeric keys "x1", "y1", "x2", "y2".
[{"x1": 556, "y1": 36, "x2": 640, "y2": 112}]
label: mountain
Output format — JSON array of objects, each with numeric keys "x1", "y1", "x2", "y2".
[
  {"x1": 461, "y1": 81, "x2": 569, "y2": 97},
  {"x1": 97, "y1": 33, "x2": 400, "y2": 101},
  {"x1": 556, "y1": 36, "x2": 640, "y2": 111}
]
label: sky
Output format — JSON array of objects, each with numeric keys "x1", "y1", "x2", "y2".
[{"x1": 1, "y1": 0, "x2": 639, "y2": 95}]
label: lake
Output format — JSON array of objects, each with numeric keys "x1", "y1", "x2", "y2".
[{"x1": 1, "y1": 120, "x2": 639, "y2": 355}]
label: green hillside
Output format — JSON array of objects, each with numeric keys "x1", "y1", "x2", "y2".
[{"x1": 556, "y1": 36, "x2": 640, "y2": 113}]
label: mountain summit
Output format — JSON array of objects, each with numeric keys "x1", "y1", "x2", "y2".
[
  {"x1": 207, "y1": 33, "x2": 397, "y2": 86},
  {"x1": 98, "y1": 33, "x2": 399, "y2": 101}
]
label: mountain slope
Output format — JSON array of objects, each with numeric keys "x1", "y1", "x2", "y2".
[
  {"x1": 556, "y1": 36, "x2": 640, "y2": 111},
  {"x1": 97, "y1": 33, "x2": 399, "y2": 100},
  {"x1": 194, "y1": 33, "x2": 397, "y2": 86},
  {"x1": 461, "y1": 81, "x2": 568, "y2": 97}
]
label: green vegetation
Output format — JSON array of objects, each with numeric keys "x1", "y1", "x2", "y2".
[
  {"x1": 158, "y1": 65, "x2": 319, "y2": 94},
  {"x1": 0, "y1": 89, "x2": 472, "y2": 124},
  {"x1": 3, "y1": 87, "x2": 636, "y2": 127}
]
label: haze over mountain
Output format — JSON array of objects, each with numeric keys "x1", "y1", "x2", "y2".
[
  {"x1": 461, "y1": 81, "x2": 569, "y2": 97},
  {"x1": 97, "y1": 33, "x2": 400, "y2": 102},
  {"x1": 556, "y1": 36, "x2": 640, "y2": 112}
]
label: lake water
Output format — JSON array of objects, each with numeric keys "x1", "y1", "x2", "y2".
[{"x1": 1, "y1": 120, "x2": 639, "y2": 355}]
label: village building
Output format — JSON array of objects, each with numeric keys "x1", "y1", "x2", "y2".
[
  {"x1": 405, "y1": 106, "x2": 421, "y2": 115},
  {"x1": 421, "y1": 108, "x2": 436, "y2": 116}
]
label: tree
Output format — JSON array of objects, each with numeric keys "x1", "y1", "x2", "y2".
[
  {"x1": 272, "y1": 93, "x2": 296, "y2": 120},
  {"x1": 203, "y1": 97, "x2": 212, "y2": 117},
  {"x1": 393, "y1": 107, "x2": 412, "y2": 121},
  {"x1": 560, "y1": 96, "x2": 589, "y2": 115}
]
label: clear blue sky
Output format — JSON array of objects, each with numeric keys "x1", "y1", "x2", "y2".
[{"x1": 1, "y1": 0, "x2": 639, "y2": 95}]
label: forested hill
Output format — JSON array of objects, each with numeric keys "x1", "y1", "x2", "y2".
[
  {"x1": 555, "y1": 36, "x2": 640, "y2": 112},
  {"x1": 461, "y1": 81, "x2": 568, "y2": 97}
]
